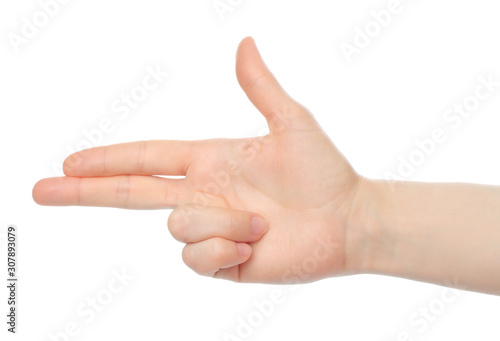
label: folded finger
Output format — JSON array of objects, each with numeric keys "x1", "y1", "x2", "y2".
[
  {"x1": 182, "y1": 238, "x2": 252, "y2": 277},
  {"x1": 168, "y1": 205, "x2": 268, "y2": 243}
]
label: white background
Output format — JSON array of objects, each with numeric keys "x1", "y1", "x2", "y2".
[{"x1": 1, "y1": 0, "x2": 500, "y2": 340}]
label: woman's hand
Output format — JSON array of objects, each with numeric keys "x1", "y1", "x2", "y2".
[{"x1": 33, "y1": 37, "x2": 365, "y2": 284}]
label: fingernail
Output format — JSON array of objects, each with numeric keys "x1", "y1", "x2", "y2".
[
  {"x1": 237, "y1": 243, "x2": 252, "y2": 257},
  {"x1": 251, "y1": 217, "x2": 268, "y2": 235}
]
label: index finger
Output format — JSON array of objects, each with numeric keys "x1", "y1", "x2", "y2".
[{"x1": 63, "y1": 140, "x2": 198, "y2": 177}]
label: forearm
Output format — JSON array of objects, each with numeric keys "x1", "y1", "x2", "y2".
[{"x1": 349, "y1": 178, "x2": 500, "y2": 295}]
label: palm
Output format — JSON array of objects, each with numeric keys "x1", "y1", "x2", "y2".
[
  {"x1": 186, "y1": 127, "x2": 358, "y2": 282},
  {"x1": 33, "y1": 37, "x2": 360, "y2": 284}
]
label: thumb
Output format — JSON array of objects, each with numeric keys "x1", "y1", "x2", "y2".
[{"x1": 236, "y1": 37, "x2": 318, "y2": 133}]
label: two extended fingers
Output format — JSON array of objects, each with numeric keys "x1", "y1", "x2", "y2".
[{"x1": 33, "y1": 140, "x2": 200, "y2": 208}]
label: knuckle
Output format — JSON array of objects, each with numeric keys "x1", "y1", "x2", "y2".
[
  {"x1": 223, "y1": 212, "x2": 236, "y2": 235},
  {"x1": 210, "y1": 238, "x2": 228, "y2": 263},
  {"x1": 168, "y1": 208, "x2": 189, "y2": 241},
  {"x1": 182, "y1": 246, "x2": 204, "y2": 275},
  {"x1": 181, "y1": 246, "x2": 195, "y2": 269},
  {"x1": 137, "y1": 141, "x2": 148, "y2": 174},
  {"x1": 116, "y1": 175, "x2": 131, "y2": 208}
]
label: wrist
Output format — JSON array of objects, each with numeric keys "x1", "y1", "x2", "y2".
[{"x1": 344, "y1": 177, "x2": 397, "y2": 275}]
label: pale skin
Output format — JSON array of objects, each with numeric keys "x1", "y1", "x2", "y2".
[{"x1": 33, "y1": 37, "x2": 500, "y2": 295}]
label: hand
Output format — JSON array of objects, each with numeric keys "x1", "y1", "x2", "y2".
[{"x1": 33, "y1": 37, "x2": 364, "y2": 284}]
